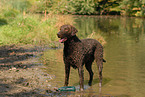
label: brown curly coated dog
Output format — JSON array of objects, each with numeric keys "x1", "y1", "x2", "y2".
[{"x1": 57, "y1": 25, "x2": 106, "y2": 91}]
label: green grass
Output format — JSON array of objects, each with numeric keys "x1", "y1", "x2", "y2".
[
  {"x1": 0, "y1": 0, "x2": 74, "y2": 47},
  {"x1": 0, "y1": 14, "x2": 51, "y2": 45},
  {"x1": 0, "y1": 13, "x2": 74, "y2": 46}
]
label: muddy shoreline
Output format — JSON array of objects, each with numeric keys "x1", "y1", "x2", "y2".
[{"x1": 0, "y1": 45, "x2": 58, "y2": 96}]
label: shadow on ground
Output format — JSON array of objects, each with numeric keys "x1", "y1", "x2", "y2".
[{"x1": 0, "y1": 45, "x2": 42, "y2": 70}]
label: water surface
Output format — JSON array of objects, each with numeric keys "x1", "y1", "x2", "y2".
[{"x1": 41, "y1": 16, "x2": 145, "y2": 97}]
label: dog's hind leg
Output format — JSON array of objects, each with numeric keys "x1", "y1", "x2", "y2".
[
  {"x1": 95, "y1": 45, "x2": 103, "y2": 87},
  {"x1": 78, "y1": 65, "x2": 84, "y2": 91},
  {"x1": 85, "y1": 61, "x2": 94, "y2": 86}
]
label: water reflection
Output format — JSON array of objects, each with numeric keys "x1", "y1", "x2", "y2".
[{"x1": 41, "y1": 16, "x2": 145, "y2": 96}]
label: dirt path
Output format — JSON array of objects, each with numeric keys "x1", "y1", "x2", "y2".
[{"x1": 0, "y1": 45, "x2": 56, "y2": 96}]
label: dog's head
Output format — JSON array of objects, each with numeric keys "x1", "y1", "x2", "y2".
[{"x1": 57, "y1": 25, "x2": 78, "y2": 43}]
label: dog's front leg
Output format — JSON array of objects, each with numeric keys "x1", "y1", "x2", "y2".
[
  {"x1": 78, "y1": 66, "x2": 84, "y2": 91},
  {"x1": 64, "y1": 64, "x2": 70, "y2": 86}
]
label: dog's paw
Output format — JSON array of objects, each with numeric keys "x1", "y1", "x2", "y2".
[
  {"x1": 80, "y1": 88, "x2": 84, "y2": 91},
  {"x1": 99, "y1": 83, "x2": 102, "y2": 87},
  {"x1": 88, "y1": 82, "x2": 92, "y2": 86}
]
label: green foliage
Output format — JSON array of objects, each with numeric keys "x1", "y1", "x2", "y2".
[
  {"x1": 47, "y1": 0, "x2": 69, "y2": 14},
  {"x1": 11, "y1": 0, "x2": 31, "y2": 12},
  {"x1": 1, "y1": 0, "x2": 145, "y2": 17},
  {"x1": 95, "y1": 0, "x2": 121, "y2": 15},
  {"x1": 68, "y1": 0, "x2": 96, "y2": 15},
  {"x1": 120, "y1": 0, "x2": 145, "y2": 17},
  {"x1": 27, "y1": 0, "x2": 54, "y2": 13},
  {"x1": 0, "y1": 0, "x2": 31, "y2": 12}
]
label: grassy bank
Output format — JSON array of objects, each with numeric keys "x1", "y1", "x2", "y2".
[
  {"x1": 0, "y1": 0, "x2": 74, "y2": 46},
  {"x1": 0, "y1": 13, "x2": 74, "y2": 46}
]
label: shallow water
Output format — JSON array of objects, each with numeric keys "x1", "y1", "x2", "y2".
[{"x1": 41, "y1": 16, "x2": 145, "y2": 97}]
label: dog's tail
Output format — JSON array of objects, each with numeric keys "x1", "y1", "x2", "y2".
[{"x1": 103, "y1": 59, "x2": 106, "y2": 62}]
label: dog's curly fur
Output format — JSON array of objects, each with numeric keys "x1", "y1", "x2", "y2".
[{"x1": 57, "y1": 25, "x2": 106, "y2": 91}]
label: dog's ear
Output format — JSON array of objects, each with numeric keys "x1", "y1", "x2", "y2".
[{"x1": 71, "y1": 26, "x2": 78, "y2": 36}]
